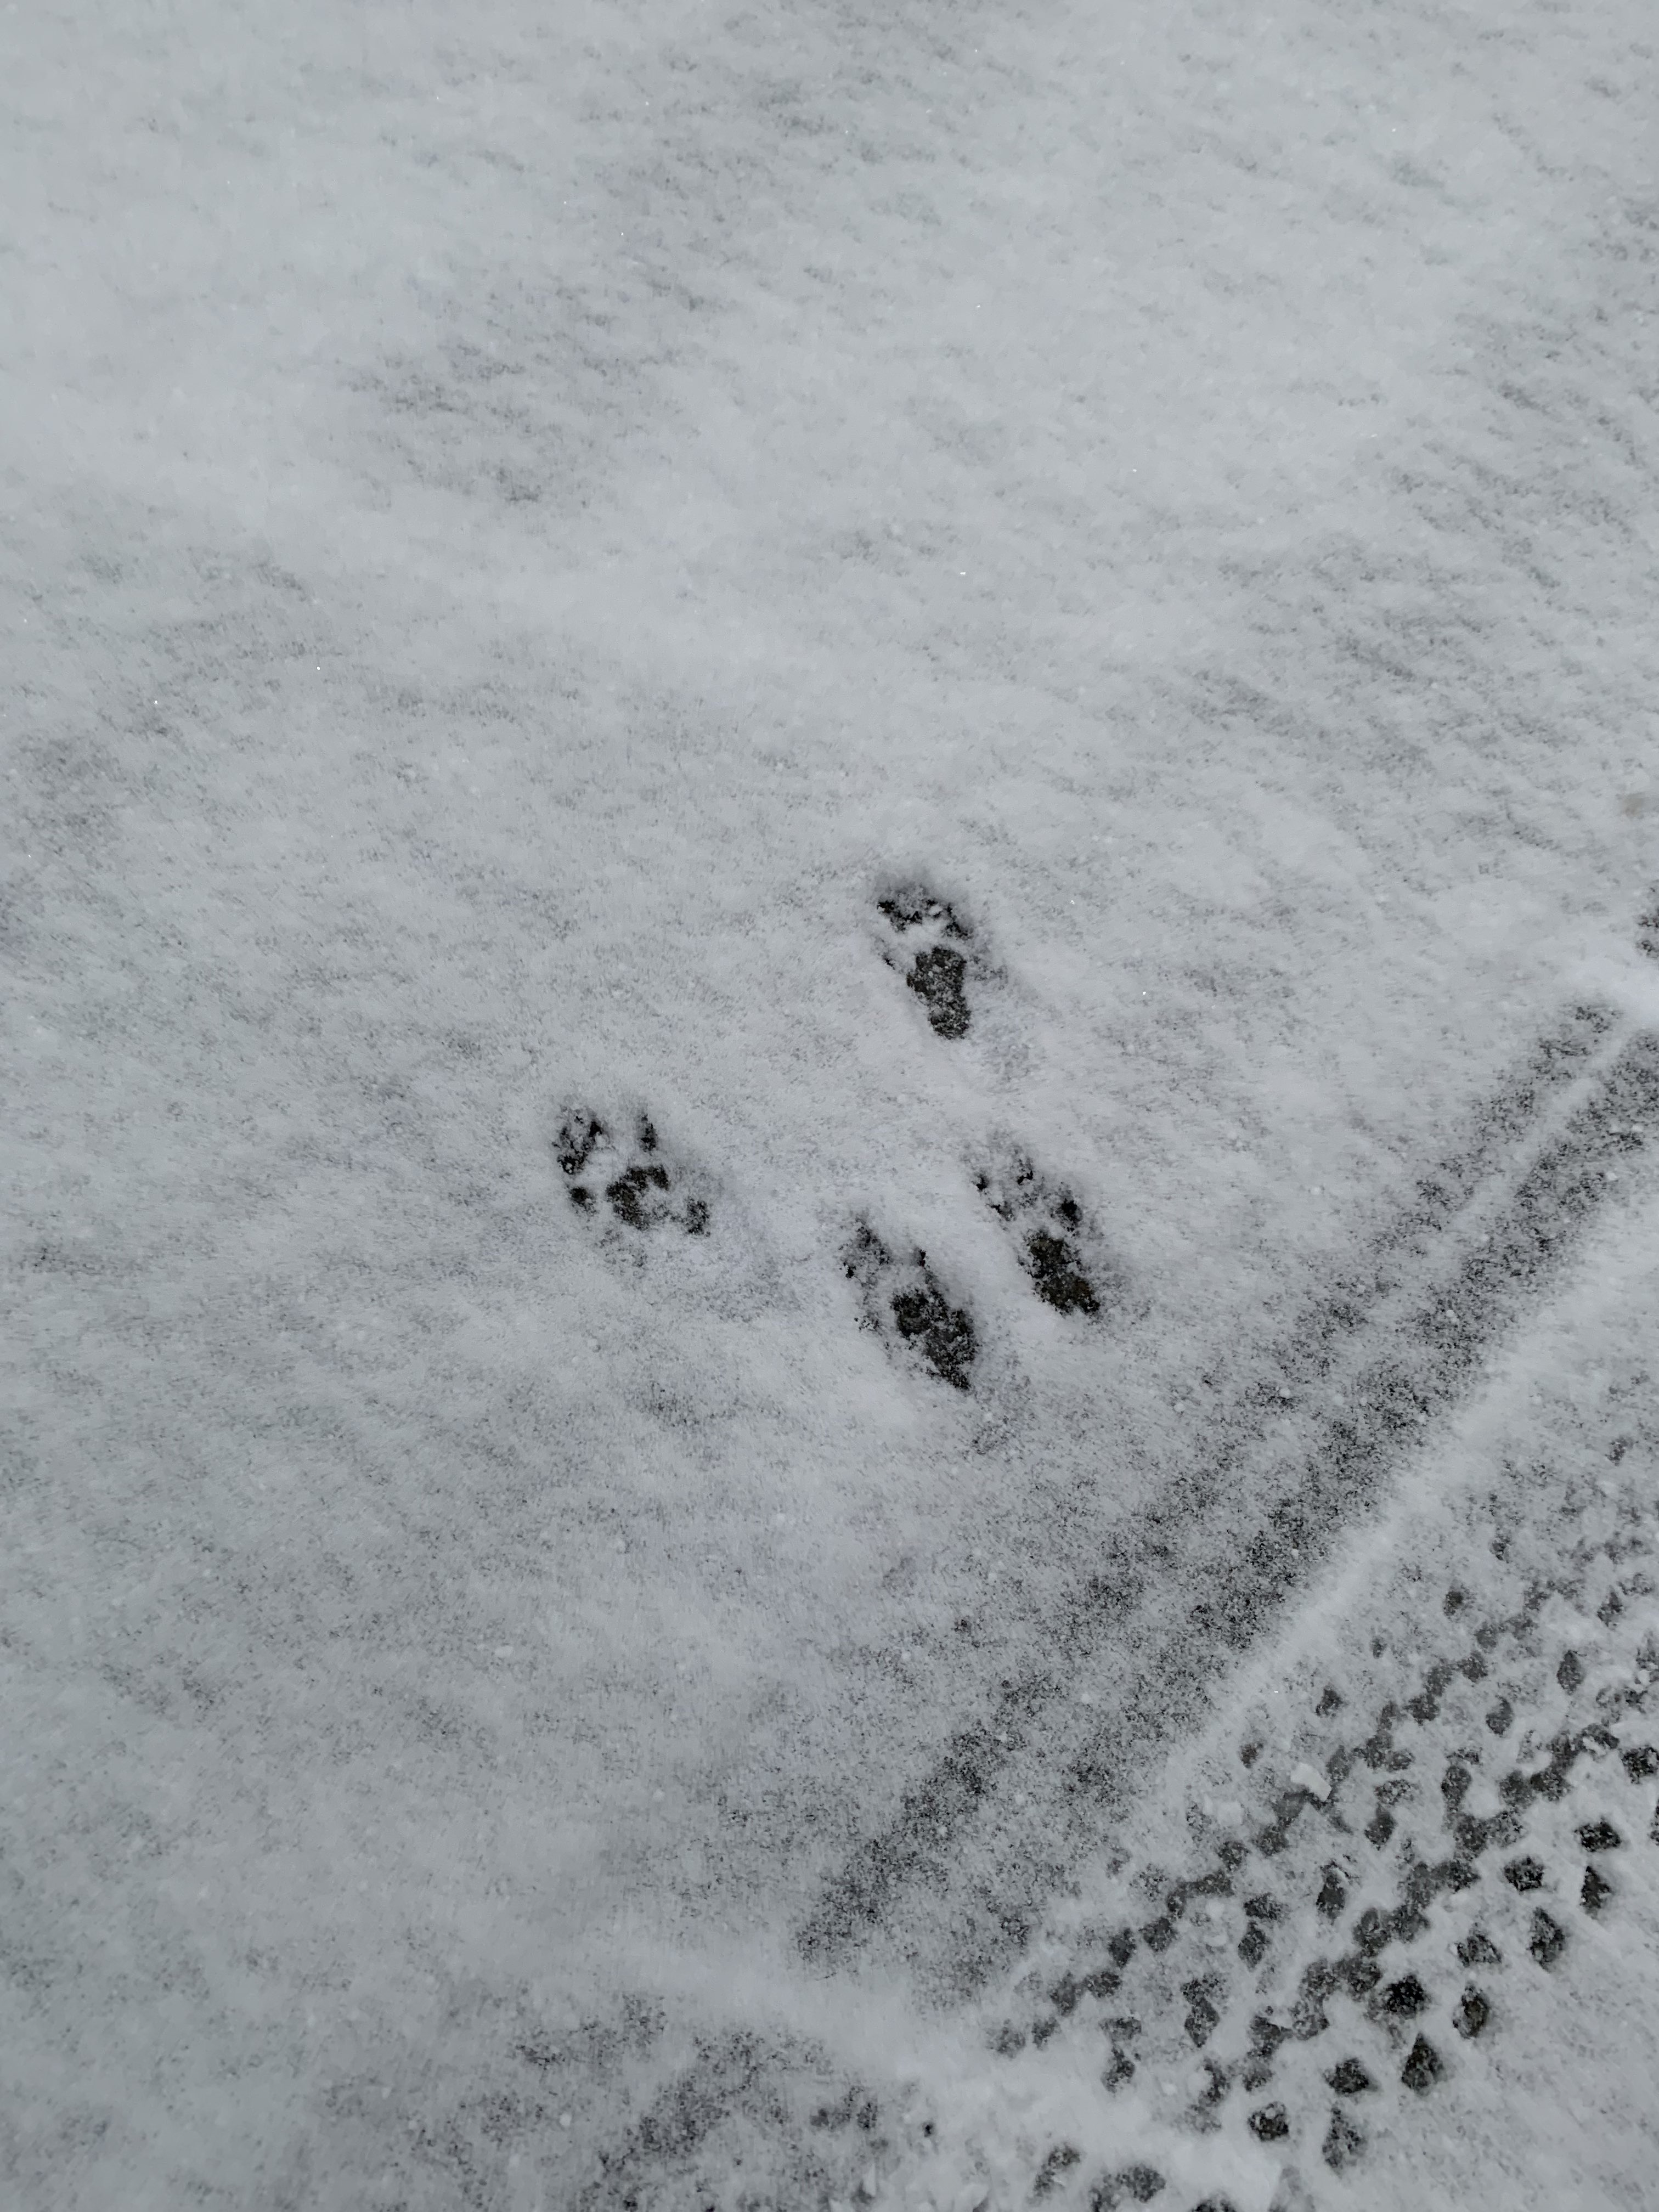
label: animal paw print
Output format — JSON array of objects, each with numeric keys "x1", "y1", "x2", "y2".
[
  {"x1": 845, "y1": 1220, "x2": 977, "y2": 1391},
  {"x1": 976, "y1": 1146, "x2": 1113, "y2": 1318},
  {"x1": 555, "y1": 1109, "x2": 708, "y2": 1236},
  {"x1": 878, "y1": 885, "x2": 982, "y2": 1040}
]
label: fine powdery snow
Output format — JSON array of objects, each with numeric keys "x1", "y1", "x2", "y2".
[{"x1": 3, "y1": 2, "x2": 1656, "y2": 2207}]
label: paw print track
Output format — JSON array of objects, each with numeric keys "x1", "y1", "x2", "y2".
[
  {"x1": 845, "y1": 1220, "x2": 977, "y2": 1391},
  {"x1": 555, "y1": 1110, "x2": 708, "y2": 1235},
  {"x1": 878, "y1": 887, "x2": 979, "y2": 1040},
  {"x1": 976, "y1": 1147, "x2": 1111, "y2": 1317}
]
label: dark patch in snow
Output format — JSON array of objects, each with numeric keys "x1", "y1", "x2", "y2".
[
  {"x1": 809, "y1": 2085, "x2": 880, "y2": 2131},
  {"x1": 1322, "y1": 2104, "x2": 1367, "y2": 2170},
  {"x1": 1326, "y1": 2057, "x2": 1375, "y2": 2095},
  {"x1": 1400, "y1": 2034, "x2": 1442, "y2": 2093},
  {"x1": 554, "y1": 1108, "x2": 709, "y2": 1235},
  {"x1": 1181, "y1": 1976, "x2": 1224, "y2": 2047},
  {"x1": 1379, "y1": 1973, "x2": 1429, "y2": 2019},
  {"x1": 1453, "y1": 1984, "x2": 1492, "y2": 2039},
  {"x1": 1458, "y1": 1929, "x2": 1502, "y2": 1967},
  {"x1": 1195, "y1": 2057, "x2": 1231, "y2": 2107},
  {"x1": 844, "y1": 1220, "x2": 977, "y2": 1391},
  {"x1": 1528, "y1": 1909, "x2": 1567, "y2": 1968},
  {"x1": 877, "y1": 885, "x2": 979, "y2": 1039},
  {"x1": 1455, "y1": 1807, "x2": 1522, "y2": 1857},
  {"x1": 1032, "y1": 2141, "x2": 1081, "y2": 2196},
  {"x1": 975, "y1": 1146, "x2": 1114, "y2": 1317},
  {"x1": 1087, "y1": 2165, "x2": 1165, "y2": 2207},
  {"x1": 566, "y1": 2028, "x2": 848, "y2": 2212}
]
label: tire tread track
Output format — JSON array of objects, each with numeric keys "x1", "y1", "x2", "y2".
[{"x1": 798, "y1": 1013, "x2": 1651, "y2": 1983}]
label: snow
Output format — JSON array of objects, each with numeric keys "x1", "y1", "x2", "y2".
[
  {"x1": 921, "y1": 1179, "x2": 1659, "y2": 2212},
  {"x1": 3, "y1": 0, "x2": 1656, "y2": 2204}
]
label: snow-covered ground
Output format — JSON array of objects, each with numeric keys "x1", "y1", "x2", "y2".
[
  {"x1": 3, "y1": 1, "x2": 1656, "y2": 2205},
  {"x1": 844, "y1": 1180, "x2": 1659, "y2": 2212}
]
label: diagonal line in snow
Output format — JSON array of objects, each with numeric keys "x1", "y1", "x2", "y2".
[
  {"x1": 798, "y1": 1010, "x2": 1657, "y2": 1993},
  {"x1": 592, "y1": 1013, "x2": 1658, "y2": 2200}
]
